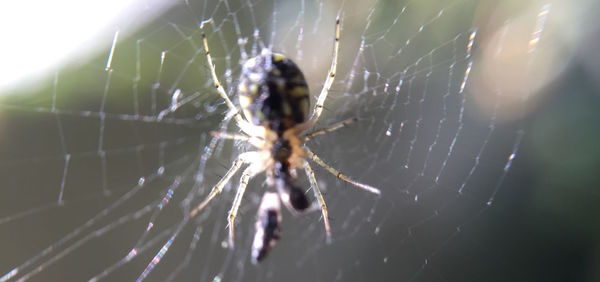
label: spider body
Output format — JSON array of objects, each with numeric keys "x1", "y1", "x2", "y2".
[
  {"x1": 238, "y1": 51, "x2": 312, "y2": 212},
  {"x1": 251, "y1": 192, "x2": 282, "y2": 263},
  {"x1": 238, "y1": 52, "x2": 310, "y2": 135},
  {"x1": 191, "y1": 17, "x2": 380, "y2": 263}
]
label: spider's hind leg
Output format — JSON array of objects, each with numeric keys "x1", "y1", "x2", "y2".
[
  {"x1": 302, "y1": 117, "x2": 357, "y2": 141},
  {"x1": 298, "y1": 16, "x2": 340, "y2": 132},
  {"x1": 200, "y1": 21, "x2": 264, "y2": 137}
]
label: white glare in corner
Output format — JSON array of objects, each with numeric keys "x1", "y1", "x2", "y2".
[{"x1": 0, "y1": 0, "x2": 136, "y2": 91}]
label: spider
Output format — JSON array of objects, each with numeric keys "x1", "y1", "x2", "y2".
[{"x1": 189, "y1": 17, "x2": 381, "y2": 263}]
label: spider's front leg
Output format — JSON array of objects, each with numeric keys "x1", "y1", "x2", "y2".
[
  {"x1": 227, "y1": 162, "x2": 263, "y2": 248},
  {"x1": 304, "y1": 147, "x2": 381, "y2": 195},
  {"x1": 189, "y1": 151, "x2": 258, "y2": 219},
  {"x1": 303, "y1": 160, "x2": 332, "y2": 244}
]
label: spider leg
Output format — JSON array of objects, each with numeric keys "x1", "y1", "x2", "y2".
[
  {"x1": 303, "y1": 117, "x2": 357, "y2": 141},
  {"x1": 303, "y1": 160, "x2": 331, "y2": 244},
  {"x1": 201, "y1": 22, "x2": 264, "y2": 137},
  {"x1": 189, "y1": 151, "x2": 257, "y2": 219},
  {"x1": 211, "y1": 131, "x2": 251, "y2": 141},
  {"x1": 210, "y1": 131, "x2": 265, "y2": 148},
  {"x1": 298, "y1": 16, "x2": 340, "y2": 132},
  {"x1": 304, "y1": 147, "x2": 381, "y2": 195},
  {"x1": 227, "y1": 164, "x2": 261, "y2": 248}
]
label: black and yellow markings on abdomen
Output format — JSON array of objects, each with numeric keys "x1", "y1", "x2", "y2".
[{"x1": 238, "y1": 52, "x2": 310, "y2": 134}]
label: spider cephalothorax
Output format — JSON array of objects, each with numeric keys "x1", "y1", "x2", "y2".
[{"x1": 190, "y1": 17, "x2": 380, "y2": 263}]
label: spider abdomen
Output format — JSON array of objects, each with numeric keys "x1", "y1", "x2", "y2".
[{"x1": 238, "y1": 51, "x2": 310, "y2": 135}]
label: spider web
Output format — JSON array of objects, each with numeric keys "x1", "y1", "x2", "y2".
[{"x1": 2, "y1": 0, "x2": 593, "y2": 281}]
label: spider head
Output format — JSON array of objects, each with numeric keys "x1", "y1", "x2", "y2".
[
  {"x1": 274, "y1": 172, "x2": 310, "y2": 213},
  {"x1": 286, "y1": 183, "x2": 311, "y2": 211}
]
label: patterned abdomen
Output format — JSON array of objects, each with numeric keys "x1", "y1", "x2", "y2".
[{"x1": 238, "y1": 51, "x2": 310, "y2": 135}]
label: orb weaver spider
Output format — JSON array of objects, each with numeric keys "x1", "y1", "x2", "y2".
[{"x1": 190, "y1": 17, "x2": 381, "y2": 263}]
